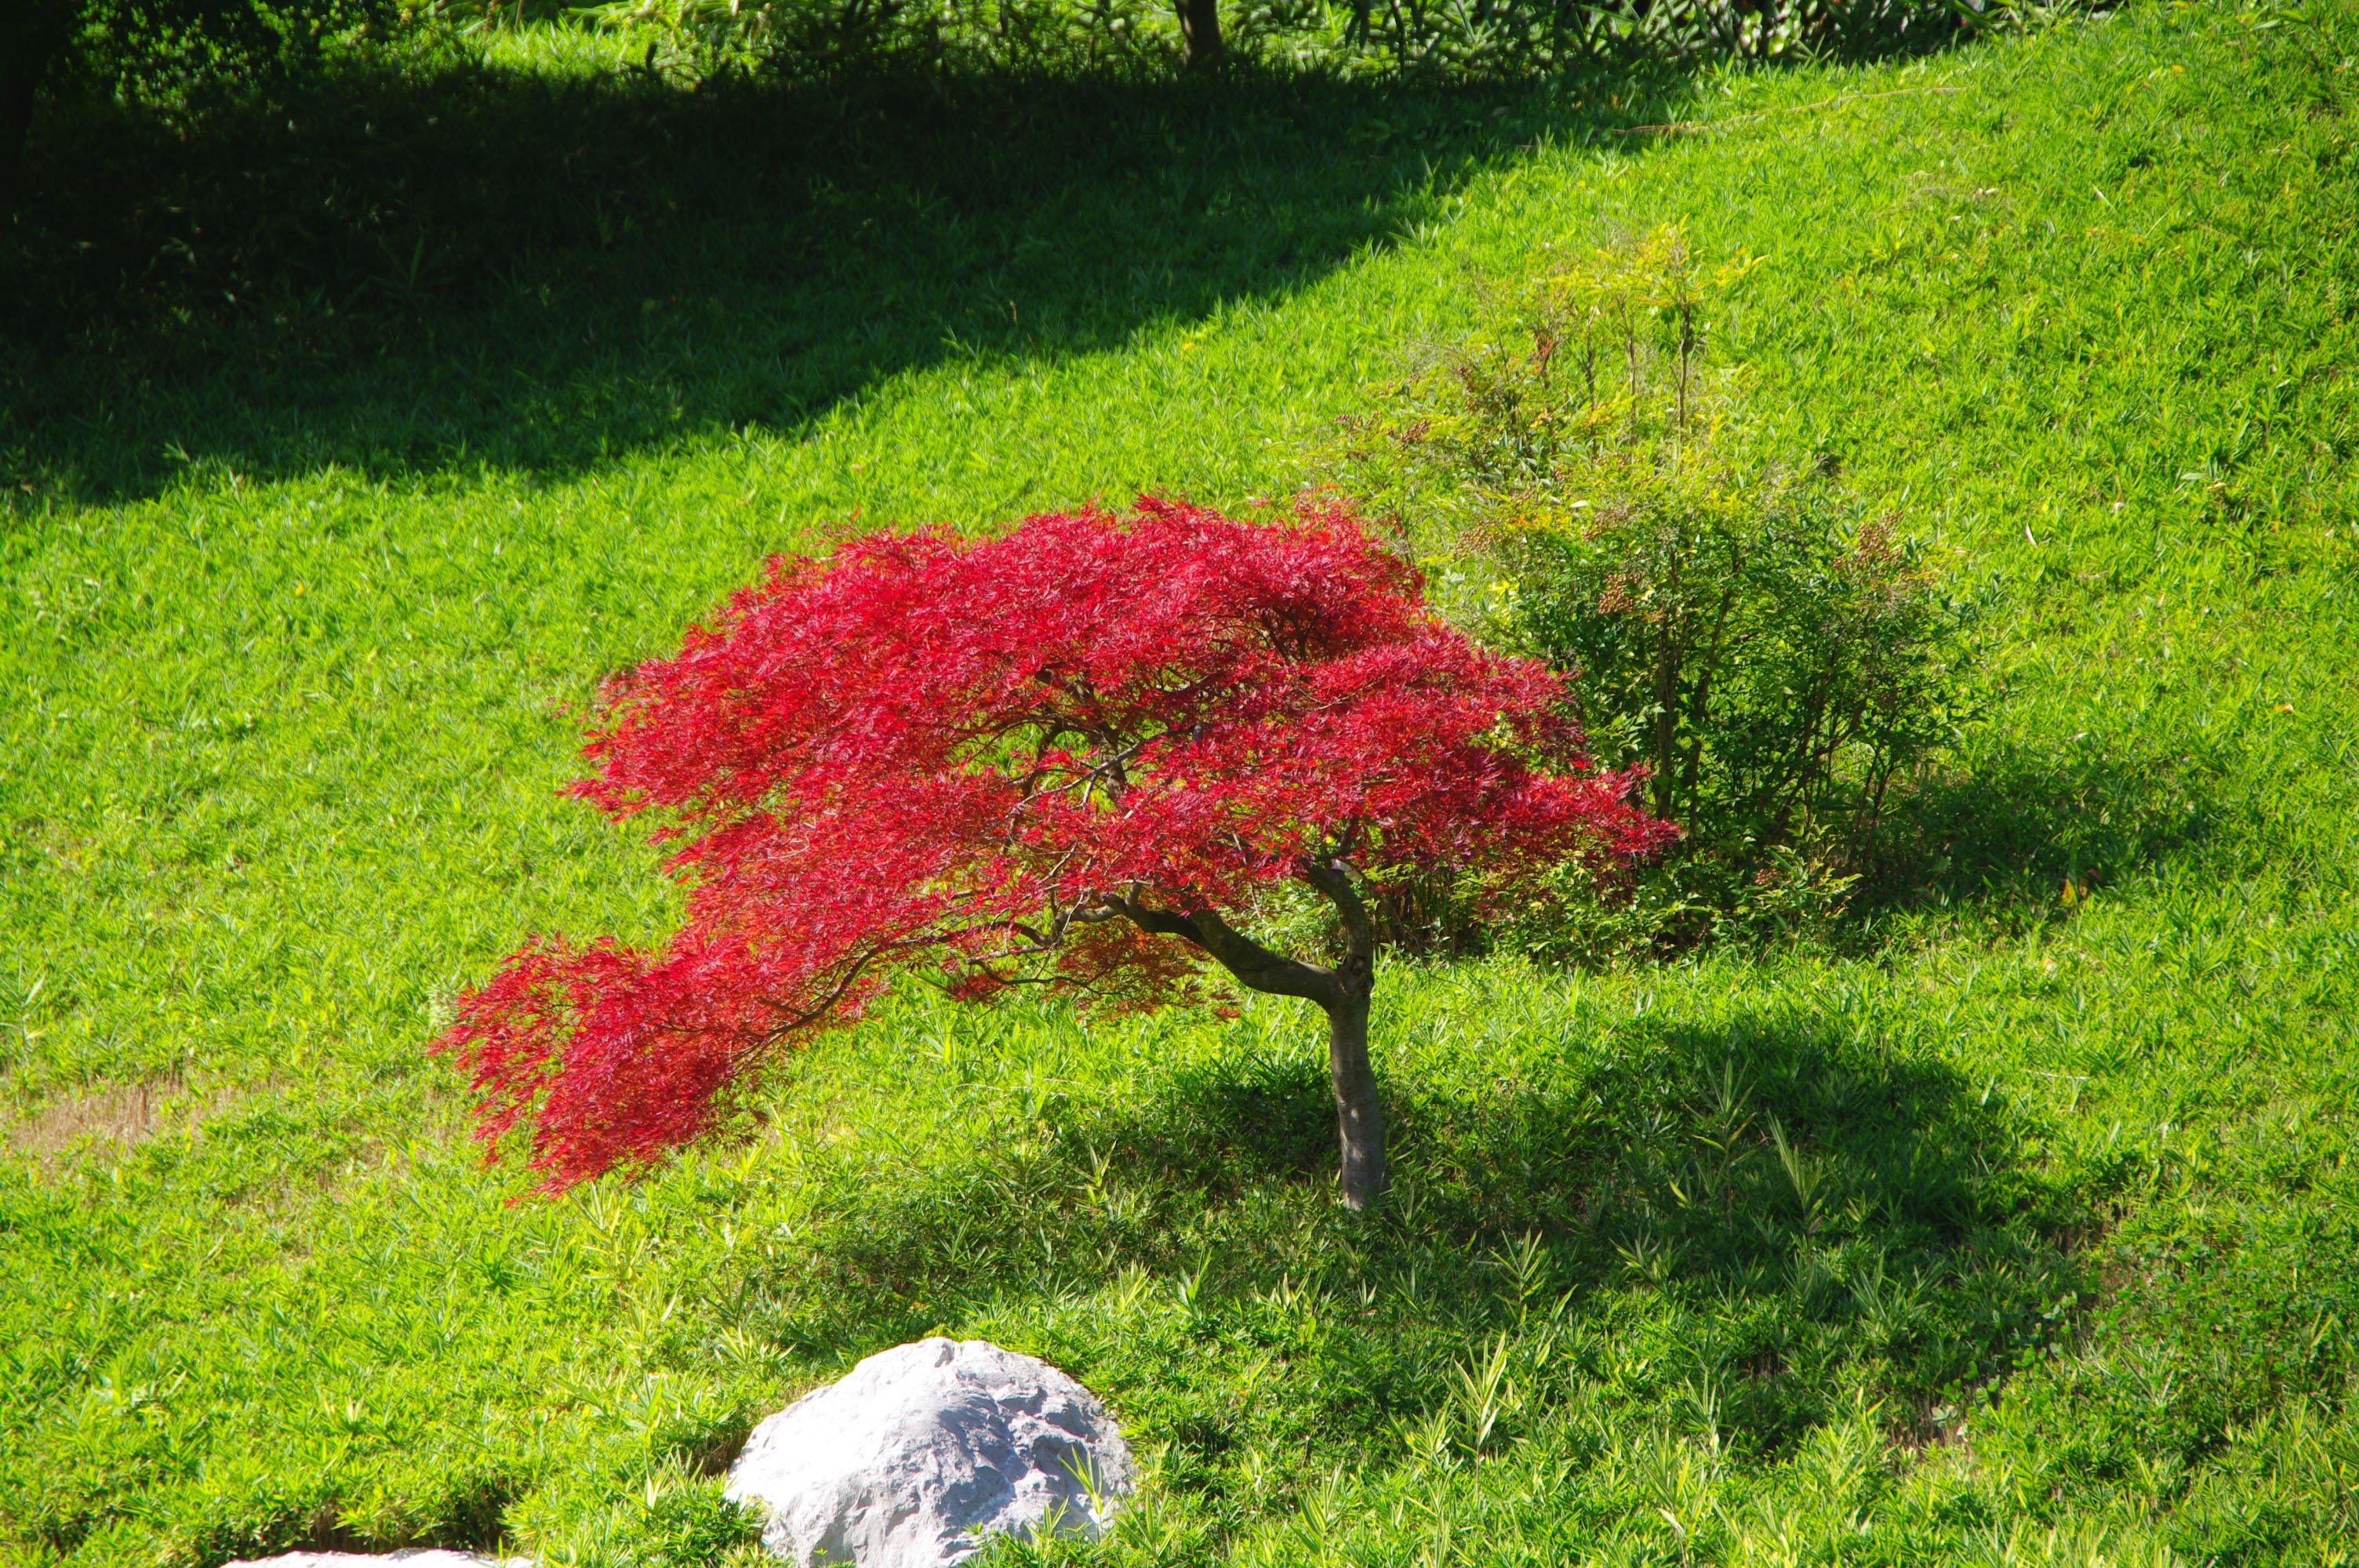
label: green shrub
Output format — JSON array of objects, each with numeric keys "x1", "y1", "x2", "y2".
[
  {"x1": 562, "y1": 0, "x2": 1178, "y2": 88},
  {"x1": 1343, "y1": 227, "x2": 1976, "y2": 952},
  {"x1": 35, "y1": 0, "x2": 413, "y2": 106}
]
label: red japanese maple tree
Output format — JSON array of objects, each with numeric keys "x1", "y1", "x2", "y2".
[{"x1": 438, "y1": 499, "x2": 1672, "y2": 1208}]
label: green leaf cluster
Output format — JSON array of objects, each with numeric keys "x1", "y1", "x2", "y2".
[
  {"x1": 1347, "y1": 227, "x2": 1979, "y2": 950},
  {"x1": 27, "y1": 0, "x2": 410, "y2": 107}
]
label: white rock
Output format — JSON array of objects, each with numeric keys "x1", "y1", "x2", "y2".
[
  {"x1": 725, "y1": 1337, "x2": 1135, "y2": 1568},
  {"x1": 221, "y1": 1546, "x2": 530, "y2": 1555}
]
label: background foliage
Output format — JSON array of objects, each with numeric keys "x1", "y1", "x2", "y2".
[
  {"x1": 565, "y1": 0, "x2": 1997, "y2": 86},
  {"x1": 5, "y1": 0, "x2": 2045, "y2": 158},
  {"x1": 44, "y1": 0, "x2": 405, "y2": 101}
]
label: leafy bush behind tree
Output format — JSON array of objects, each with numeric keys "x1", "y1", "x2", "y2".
[
  {"x1": 2, "y1": 0, "x2": 2069, "y2": 216},
  {"x1": 2, "y1": 0, "x2": 411, "y2": 204},
  {"x1": 1342, "y1": 227, "x2": 1976, "y2": 953}
]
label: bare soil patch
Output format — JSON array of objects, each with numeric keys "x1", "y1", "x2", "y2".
[{"x1": 8, "y1": 1080, "x2": 238, "y2": 1165}]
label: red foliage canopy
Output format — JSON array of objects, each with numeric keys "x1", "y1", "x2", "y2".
[{"x1": 439, "y1": 499, "x2": 1671, "y2": 1191}]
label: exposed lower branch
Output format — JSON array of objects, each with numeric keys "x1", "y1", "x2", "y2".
[
  {"x1": 747, "y1": 933, "x2": 939, "y2": 1043},
  {"x1": 1103, "y1": 894, "x2": 1339, "y2": 1007}
]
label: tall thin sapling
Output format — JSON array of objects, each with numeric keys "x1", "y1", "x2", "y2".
[{"x1": 438, "y1": 500, "x2": 1672, "y2": 1209}]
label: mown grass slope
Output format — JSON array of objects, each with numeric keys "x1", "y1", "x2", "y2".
[{"x1": 5, "y1": 2, "x2": 2358, "y2": 1563}]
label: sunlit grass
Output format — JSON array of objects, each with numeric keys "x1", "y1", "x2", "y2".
[{"x1": 4, "y1": 2, "x2": 2358, "y2": 1564}]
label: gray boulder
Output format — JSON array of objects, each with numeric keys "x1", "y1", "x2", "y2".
[{"x1": 725, "y1": 1337, "x2": 1134, "y2": 1567}]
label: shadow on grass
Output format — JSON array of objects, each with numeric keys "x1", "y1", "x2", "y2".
[
  {"x1": 1861, "y1": 734, "x2": 2218, "y2": 924},
  {"x1": 708, "y1": 1011, "x2": 2085, "y2": 1476},
  {"x1": 1, "y1": 57, "x2": 1697, "y2": 501}
]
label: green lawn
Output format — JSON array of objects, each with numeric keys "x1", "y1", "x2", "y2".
[{"x1": 5, "y1": 2, "x2": 2359, "y2": 1563}]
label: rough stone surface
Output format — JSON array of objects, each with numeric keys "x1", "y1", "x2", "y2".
[
  {"x1": 725, "y1": 1337, "x2": 1135, "y2": 1567},
  {"x1": 221, "y1": 1546, "x2": 530, "y2": 1555}
]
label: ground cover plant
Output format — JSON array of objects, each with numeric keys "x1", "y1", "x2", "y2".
[{"x1": 5, "y1": 1, "x2": 2359, "y2": 1565}]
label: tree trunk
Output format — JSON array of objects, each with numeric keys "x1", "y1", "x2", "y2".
[
  {"x1": 1325, "y1": 954, "x2": 1387, "y2": 1210},
  {"x1": 1111, "y1": 858, "x2": 1388, "y2": 1209},
  {"x1": 1651, "y1": 630, "x2": 1682, "y2": 822},
  {"x1": 1177, "y1": 0, "x2": 1223, "y2": 67}
]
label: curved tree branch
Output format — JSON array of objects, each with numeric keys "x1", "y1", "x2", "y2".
[
  {"x1": 1103, "y1": 894, "x2": 1339, "y2": 1007},
  {"x1": 1299, "y1": 856, "x2": 1374, "y2": 968}
]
